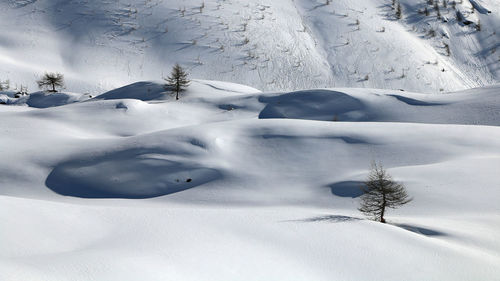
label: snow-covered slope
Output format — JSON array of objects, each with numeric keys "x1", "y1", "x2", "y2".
[
  {"x1": 1, "y1": 80, "x2": 499, "y2": 280},
  {"x1": 0, "y1": 0, "x2": 498, "y2": 94}
]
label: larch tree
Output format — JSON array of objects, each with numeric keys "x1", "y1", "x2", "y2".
[
  {"x1": 0, "y1": 80, "x2": 9, "y2": 91},
  {"x1": 358, "y1": 162, "x2": 412, "y2": 223},
  {"x1": 395, "y1": 2, "x2": 402, "y2": 19},
  {"x1": 165, "y1": 64, "x2": 190, "y2": 100},
  {"x1": 37, "y1": 72, "x2": 64, "y2": 92}
]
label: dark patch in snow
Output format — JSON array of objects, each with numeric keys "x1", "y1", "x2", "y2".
[
  {"x1": 396, "y1": 224, "x2": 447, "y2": 236},
  {"x1": 218, "y1": 104, "x2": 242, "y2": 111},
  {"x1": 261, "y1": 134, "x2": 371, "y2": 145},
  {"x1": 8, "y1": 0, "x2": 37, "y2": 8},
  {"x1": 115, "y1": 102, "x2": 128, "y2": 109},
  {"x1": 291, "y1": 215, "x2": 361, "y2": 223},
  {"x1": 188, "y1": 138, "x2": 207, "y2": 149},
  {"x1": 328, "y1": 181, "x2": 364, "y2": 198},
  {"x1": 389, "y1": 94, "x2": 444, "y2": 106},
  {"x1": 96, "y1": 81, "x2": 167, "y2": 101},
  {"x1": 469, "y1": 0, "x2": 491, "y2": 14},
  {"x1": 45, "y1": 148, "x2": 222, "y2": 199},
  {"x1": 26, "y1": 92, "x2": 73, "y2": 108},
  {"x1": 258, "y1": 90, "x2": 368, "y2": 121}
]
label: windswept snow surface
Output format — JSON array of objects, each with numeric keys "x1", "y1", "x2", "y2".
[
  {"x1": 0, "y1": 0, "x2": 499, "y2": 94},
  {"x1": 1, "y1": 80, "x2": 499, "y2": 280}
]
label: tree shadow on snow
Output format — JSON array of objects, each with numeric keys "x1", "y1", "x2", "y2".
[
  {"x1": 395, "y1": 224, "x2": 447, "y2": 237},
  {"x1": 285, "y1": 215, "x2": 361, "y2": 223},
  {"x1": 388, "y1": 94, "x2": 444, "y2": 106},
  {"x1": 327, "y1": 181, "x2": 364, "y2": 198}
]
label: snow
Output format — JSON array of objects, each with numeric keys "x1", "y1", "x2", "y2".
[
  {"x1": 1, "y1": 0, "x2": 499, "y2": 278},
  {"x1": 1, "y1": 91, "x2": 92, "y2": 108},
  {"x1": 0, "y1": 0, "x2": 498, "y2": 94},
  {"x1": 1, "y1": 80, "x2": 499, "y2": 280}
]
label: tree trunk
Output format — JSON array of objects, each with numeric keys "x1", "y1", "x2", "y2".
[
  {"x1": 380, "y1": 193, "x2": 386, "y2": 223},
  {"x1": 52, "y1": 83, "x2": 56, "y2": 92},
  {"x1": 175, "y1": 81, "x2": 180, "y2": 100}
]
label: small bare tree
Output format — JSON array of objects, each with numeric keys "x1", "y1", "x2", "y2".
[
  {"x1": 14, "y1": 85, "x2": 29, "y2": 97},
  {"x1": 434, "y1": 2, "x2": 441, "y2": 19},
  {"x1": 359, "y1": 162, "x2": 412, "y2": 223},
  {"x1": 165, "y1": 64, "x2": 190, "y2": 100},
  {"x1": 395, "y1": 2, "x2": 402, "y2": 19},
  {"x1": 444, "y1": 43, "x2": 451, "y2": 56},
  {"x1": 0, "y1": 80, "x2": 9, "y2": 91},
  {"x1": 37, "y1": 72, "x2": 64, "y2": 92}
]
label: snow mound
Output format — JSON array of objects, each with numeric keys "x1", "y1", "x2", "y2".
[
  {"x1": 259, "y1": 90, "x2": 367, "y2": 121},
  {"x1": 0, "y1": 91, "x2": 90, "y2": 108},
  {"x1": 95, "y1": 81, "x2": 168, "y2": 101},
  {"x1": 257, "y1": 86, "x2": 500, "y2": 125},
  {"x1": 95, "y1": 80, "x2": 261, "y2": 101}
]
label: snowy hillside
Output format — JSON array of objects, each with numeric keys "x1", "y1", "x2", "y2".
[
  {"x1": 1, "y1": 80, "x2": 499, "y2": 280},
  {"x1": 0, "y1": 0, "x2": 499, "y2": 94},
  {"x1": 1, "y1": 0, "x2": 499, "y2": 279}
]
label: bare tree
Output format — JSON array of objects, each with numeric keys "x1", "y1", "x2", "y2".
[
  {"x1": 359, "y1": 162, "x2": 412, "y2": 223},
  {"x1": 456, "y1": 10, "x2": 464, "y2": 22},
  {"x1": 444, "y1": 43, "x2": 451, "y2": 56},
  {"x1": 434, "y1": 2, "x2": 441, "y2": 19},
  {"x1": 395, "y1": 2, "x2": 402, "y2": 19},
  {"x1": 0, "y1": 80, "x2": 9, "y2": 91},
  {"x1": 14, "y1": 85, "x2": 29, "y2": 98},
  {"x1": 475, "y1": 20, "x2": 481, "y2": 31},
  {"x1": 165, "y1": 64, "x2": 190, "y2": 100},
  {"x1": 37, "y1": 72, "x2": 64, "y2": 92}
]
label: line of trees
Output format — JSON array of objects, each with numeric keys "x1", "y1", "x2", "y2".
[
  {"x1": 2, "y1": 64, "x2": 191, "y2": 100},
  {"x1": 0, "y1": 72, "x2": 66, "y2": 96}
]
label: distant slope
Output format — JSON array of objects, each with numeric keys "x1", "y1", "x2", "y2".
[
  {"x1": 294, "y1": 0, "x2": 499, "y2": 92},
  {"x1": 0, "y1": 0, "x2": 498, "y2": 94}
]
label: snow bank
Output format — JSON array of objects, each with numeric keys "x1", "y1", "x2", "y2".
[{"x1": 0, "y1": 91, "x2": 91, "y2": 108}]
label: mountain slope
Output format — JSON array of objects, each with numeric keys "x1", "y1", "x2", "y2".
[{"x1": 0, "y1": 0, "x2": 498, "y2": 94}]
